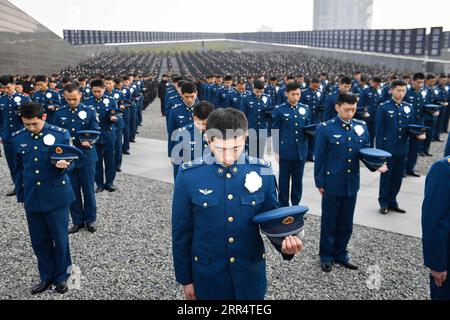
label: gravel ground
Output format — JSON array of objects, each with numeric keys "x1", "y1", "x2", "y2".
[{"x1": 0, "y1": 155, "x2": 429, "y2": 300}]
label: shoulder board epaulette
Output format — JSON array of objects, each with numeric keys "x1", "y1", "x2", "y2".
[
  {"x1": 247, "y1": 156, "x2": 271, "y2": 168},
  {"x1": 48, "y1": 125, "x2": 67, "y2": 133},
  {"x1": 12, "y1": 128, "x2": 26, "y2": 137},
  {"x1": 180, "y1": 159, "x2": 206, "y2": 171},
  {"x1": 353, "y1": 119, "x2": 366, "y2": 125}
]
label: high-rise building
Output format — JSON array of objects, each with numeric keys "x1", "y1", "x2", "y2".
[{"x1": 313, "y1": 0, "x2": 373, "y2": 30}]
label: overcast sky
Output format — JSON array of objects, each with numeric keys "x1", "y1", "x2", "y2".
[{"x1": 10, "y1": 0, "x2": 450, "y2": 37}]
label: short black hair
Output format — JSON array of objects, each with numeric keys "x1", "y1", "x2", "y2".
[
  {"x1": 90, "y1": 79, "x2": 105, "y2": 88},
  {"x1": 286, "y1": 82, "x2": 301, "y2": 93},
  {"x1": 114, "y1": 77, "x2": 122, "y2": 85},
  {"x1": 391, "y1": 80, "x2": 407, "y2": 89},
  {"x1": 35, "y1": 75, "x2": 47, "y2": 83},
  {"x1": 181, "y1": 81, "x2": 197, "y2": 94},
  {"x1": 286, "y1": 75, "x2": 295, "y2": 81},
  {"x1": 224, "y1": 75, "x2": 233, "y2": 82},
  {"x1": 426, "y1": 73, "x2": 436, "y2": 80},
  {"x1": 339, "y1": 76, "x2": 352, "y2": 85},
  {"x1": 61, "y1": 76, "x2": 72, "y2": 84},
  {"x1": 172, "y1": 76, "x2": 183, "y2": 83},
  {"x1": 0, "y1": 75, "x2": 14, "y2": 86},
  {"x1": 253, "y1": 80, "x2": 265, "y2": 90},
  {"x1": 311, "y1": 78, "x2": 320, "y2": 84},
  {"x1": 20, "y1": 102, "x2": 44, "y2": 119},
  {"x1": 64, "y1": 83, "x2": 80, "y2": 93},
  {"x1": 104, "y1": 76, "x2": 114, "y2": 81},
  {"x1": 413, "y1": 73, "x2": 425, "y2": 81},
  {"x1": 372, "y1": 76, "x2": 382, "y2": 84},
  {"x1": 206, "y1": 108, "x2": 248, "y2": 140},
  {"x1": 336, "y1": 92, "x2": 358, "y2": 106},
  {"x1": 193, "y1": 101, "x2": 215, "y2": 120},
  {"x1": 269, "y1": 77, "x2": 277, "y2": 82}
]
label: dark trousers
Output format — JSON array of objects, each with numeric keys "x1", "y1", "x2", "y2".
[
  {"x1": 307, "y1": 136, "x2": 315, "y2": 160},
  {"x1": 442, "y1": 106, "x2": 450, "y2": 132},
  {"x1": 319, "y1": 193, "x2": 357, "y2": 264},
  {"x1": 115, "y1": 125, "x2": 123, "y2": 169},
  {"x1": 406, "y1": 138, "x2": 420, "y2": 174},
  {"x1": 367, "y1": 120, "x2": 375, "y2": 148},
  {"x1": 435, "y1": 110, "x2": 446, "y2": 139},
  {"x1": 278, "y1": 159, "x2": 306, "y2": 207},
  {"x1": 424, "y1": 118, "x2": 436, "y2": 152},
  {"x1": 160, "y1": 98, "x2": 165, "y2": 116},
  {"x1": 122, "y1": 108, "x2": 130, "y2": 152},
  {"x1": 379, "y1": 155, "x2": 406, "y2": 208},
  {"x1": 430, "y1": 274, "x2": 450, "y2": 300},
  {"x1": 129, "y1": 104, "x2": 137, "y2": 141},
  {"x1": 247, "y1": 131, "x2": 267, "y2": 159},
  {"x1": 68, "y1": 165, "x2": 96, "y2": 225},
  {"x1": 95, "y1": 139, "x2": 116, "y2": 189},
  {"x1": 2, "y1": 141, "x2": 14, "y2": 180},
  {"x1": 26, "y1": 207, "x2": 71, "y2": 282}
]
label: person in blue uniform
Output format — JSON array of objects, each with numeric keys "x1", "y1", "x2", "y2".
[
  {"x1": 276, "y1": 75, "x2": 295, "y2": 106},
  {"x1": 213, "y1": 75, "x2": 233, "y2": 108},
  {"x1": 171, "y1": 101, "x2": 214, "y2": 180},
  {"x1": 404, "y1": 73, "x2": 428, "y2": 177},
  {"x1": 323, "y1": 76, "x2": 352, "y2": 121},
  {"x1": 376, "y1": 80, "x2": 422, "y2": 214},
  {"x1": 12, "y1": 102, "x2": 74, "y2": 294},
  {"x1": 225, "y1": 79, "x2": 249, "y2": 110},
  {"x1": 300, "y1": 78, "x2": 324, "y2": 161},
  {"x1": 315, "y1": 92, "x2": 387, "y2": 272},
  {"x1": 117, "y1": 77, "x2": 132, "y2": 155},
  {"x1": 105, "y1": 76, "x2": 126, "y2": 171},
  {"x1": 272, "y1": 83, "x2": 311, "y2": 207},
  {"x1": 446, "y1": 133, "x2": 450, "y2": 157},
  {"x1": 380, "y1": 75, "x2": 398, "y2": 103},
  {"x1": 84, "y1": 79, "x2": 118, "y2": 193},
  {"x1": 433, "y1": 74, "x2": 449, "y2": 141},
  {"x1": 422, "y1": 74, "x2": 439, "y2": 156},
  {"x1": 240, "y1": 80, "x2": 272, "y2": 159},
  {"x1": 172, "y1": 108, "x2": 303, "y2": 300},
  {"x1": 264, "y1": 77, "x2": 278, "y2": 107},
  {"x1": 33, "y1": 75, "x2": 62, "y2": 125},
  {"x1": 422, "y1": 156, "x2": 450, "y2": 300},
  {"x1": 167, "y1": 82, "x2": 198, "y2": 159},
  {"x1": 0, "y1": 74, "x2": 32, "y2": 196},
  {"x1": 357, "y1": 76, "x2": 383, "y2": 148},
  {"x1": 56, "y1": 84, "x2": 100, "y2": 234}
]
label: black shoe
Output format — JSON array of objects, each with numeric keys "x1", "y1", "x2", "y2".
[
  {"x1": 380, "y1": 207, "x2": 389, "y2": 215},
  {"x1": 424, "y1": 152, "x2": 433, "y2": 157},
  {"x1": 123, "y1": 151, "x2": 130, "y2": 155},
  {"x1": 388, "y1": 207, "x2": 406, "y2": 214},
  {"x1": 321, "y1": 262, "x2": 333, "y2": 272},
  {"x1": 68, "y1": 224, "x2": 85, "y2": 234},
  {"x1": 434, "y1": 139, "x2": 444, "y2": 142},
  {"x1": 407, "y1": 172, "x2": 421, "y2": 177},
  {"x1": 418, "y1": 152, "x2": 426, "y2": 157},
  {"x1": 54, "y1": 281, "x2": 68, "y2": 294},
  {"x1": 86, "y1": 222, "x2": 97, "y2": 233},
  {"x1": 306, "y1": 157, "x2": 315, "y2": 162},
  {"x1": 95, "y1": 187, "x2": 104, "y2": 193},
  {"x1": 130, "y1": 139, "x2": 136, "y2": 143},
  {"x1": 105, "y1": 186, "x2": 117, "y2": 192},
  {"x1": 6, "y1": 189, "x2": 16, "y2": 196},
  {"x1": 336, "y1": 261, "x2": 359, "y2": 270},
  {"x1": 31, "y1": 280, "x2": 53, "y2": 295},
  {"x1": 116, "y1": 168, "x2": 122, "y2": 172}
]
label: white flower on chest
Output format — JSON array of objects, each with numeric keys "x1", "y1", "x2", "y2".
[{"x1": 244, "y1": 171, "x2": 263, "y2": 193}]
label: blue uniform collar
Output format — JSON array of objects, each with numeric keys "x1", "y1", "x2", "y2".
[
  {"x1": 207, "y1": 152, "x2": 246, "y2": 177},
  {"x1": 336, "y1": 116, "x2": 351, "y2": 126}
]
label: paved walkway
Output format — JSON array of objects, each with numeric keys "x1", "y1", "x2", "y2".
[{"x1": 122, "y1": 136, "x2": 425, "y2": 238}]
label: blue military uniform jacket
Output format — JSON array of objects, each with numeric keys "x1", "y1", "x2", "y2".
[
  {"x1": 264, "y1": 85, "x2": 278, "y2": 106},
  {"x1": 84, "y1": 96, "x2": 118, "y2": 144},
  {"x1": 167, "y1": 102, "x2": 195, "y2": 156},
  {"x1": 0, "y1": 92, "x2": 31, "y2": 143},
  {"x1": 314, "y1": 117, "x2": 370, "y2": 197},
  {"x1": 375, "y1": 99, "x2": 415, "y2": 156},
  {"x1": 172, "y1": 123, "x2": 210, "y2": 164},
  {"x1": 300, "y1": 88, "x2": 324, "y2": 124},
  {"x1": 105, "y1": 89, "x2": 126, "y2": 129},
  {"x1": 12, "y1": 123, "x2": 75, "y2": 212},
  {"x1": 240, "y1": 93, "x2": 272, "y2": 130},
  {"x1": 172, "y1": 154, "x2": 290, "y2": 300},
  {"x1": 55, "y1": 104, "x2": 100, "y2": 168},
  {"x1": 323, "y1": 91, "x2": 339, "y2": 121},
  {"x1": 404, "y1": 87, "x2": 430, "y2": 124},
  {"x1": 225, "y1": 89, "x2": 249, "y2": 110},
  {"x1": 272, "y1": 102, "x2": 311, "y2": 160},
  {"x1": 422, "y1": 157, "x2": 450, "y2": 273},
  {"x1": 357, "y1": 86, "x2": 383, "y2": 122},
  {"x1": 214, "y1": 85, "x2": 232, "y2": 108},
  {"x1": 32, "y1": 89, "x2": 62, "y2": 124}
]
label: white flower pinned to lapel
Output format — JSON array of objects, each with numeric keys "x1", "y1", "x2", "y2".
[
  {"x1": 354, "y1": 125, "x2": 365, "y2": 136},
  {"x1": 46, "y1": 92, "x2": 52, "y2": 99},
  {"x1": 78, "y1": 110, "x2": 87, "y2": 120},
  {"x1": 299, "y1": 107, "x2": 306, "y2": 115},
  {"x1": 262, "y1": 96, "x2": 268, "y2": 104},
  {"x1": 404, "y1": 106, "x2": 411, "y2": 114},
  {"x1": 43, "y1": 134, "x2": 56, "y2": 146},
  {"x1": 245, "y1": 171, "x2": 263, "y2": 194}
]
